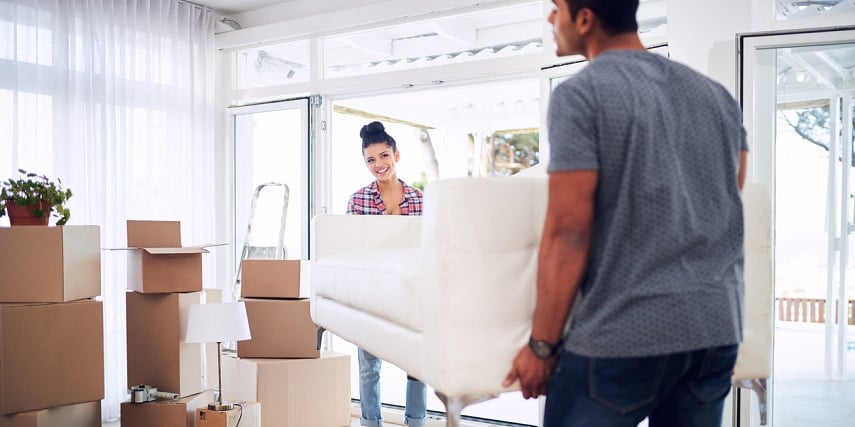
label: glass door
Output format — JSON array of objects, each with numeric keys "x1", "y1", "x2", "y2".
[
  {"x1": 740, "y1": 28, "x2": 855, "y2": 427},
  {"x1": 230, "y1": 98, "x2": 311, "y2": 300}
]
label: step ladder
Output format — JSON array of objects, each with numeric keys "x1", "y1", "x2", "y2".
[{"x1": 233, "y1": 182, "x2": 290, "y2": 301}]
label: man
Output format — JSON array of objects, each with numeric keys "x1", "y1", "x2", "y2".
[{"x1": 503, "y1": 1, "x2": 748, "y2": 426}]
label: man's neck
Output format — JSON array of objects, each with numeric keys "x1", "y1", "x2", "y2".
[{"x1": 584, "y1": 32, "x2": 645, "y2": 60}]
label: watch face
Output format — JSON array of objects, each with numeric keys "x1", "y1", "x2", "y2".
[{"x1": 529, "y1": 339, "x2": 555, "y2": 359}]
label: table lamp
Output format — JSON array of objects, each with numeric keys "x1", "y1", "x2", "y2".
[{"x1": 185, "y1": 301, "x2": 251, "y2": 411}]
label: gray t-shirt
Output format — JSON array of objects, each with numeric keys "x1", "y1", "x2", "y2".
[{"x1": 548, "y1": 50, "x2": 747, "y2": 358}]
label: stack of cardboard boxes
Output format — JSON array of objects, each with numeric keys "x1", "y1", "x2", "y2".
[
  {"x1": 222, "y1": 259, "x2": 351, "y2": 427},
  {"x1": 117, "y1": 220, "x2": 260, "y2": 427},
  {"x1": 0, "y1": 226, "x2": 104, "y2": 427}
]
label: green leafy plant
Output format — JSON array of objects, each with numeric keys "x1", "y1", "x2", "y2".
[{"x1": 0, "y1": 169, "x2": 73, "y2": 225}]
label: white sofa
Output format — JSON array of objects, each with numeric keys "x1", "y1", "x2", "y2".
[{"x1": 310, "y1": 176, "x2": 772, "y2": 426}]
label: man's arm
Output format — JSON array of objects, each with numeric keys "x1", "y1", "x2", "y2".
[
  {"x1": 738, "y1": 150, "x2": 747, "y2": 191},
  {"x1": 504, "y1": 169, "x2": 598, "y2": 398},
  {"x1": 532, "y1": 169, "x2": 597, "y2": 345}
]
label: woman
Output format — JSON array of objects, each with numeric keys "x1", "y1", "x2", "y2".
[{"x1": 347, "y1": 121, "x2": 427, "y2": 427}]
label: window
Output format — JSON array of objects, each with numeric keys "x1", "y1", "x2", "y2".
[
  {"x1": 322, "y1": 2, "x2": 542, "y2": 79},
  {"x1": 235, "y1": 40, "x2": 311, "y2": 89},
  {"x1": 775, "y1": 0, "x2": 855, "y2": 20}
]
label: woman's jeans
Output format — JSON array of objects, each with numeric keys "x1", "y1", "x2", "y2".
[
  {"x1": 544, "y1": 344, "x2": 739, "y2": 427},
  {"x1": 358, "y1": 348, "x2": 427, "y2": 427}
]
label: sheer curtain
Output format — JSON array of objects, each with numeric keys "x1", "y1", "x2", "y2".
[{"x1": 0, "y1": 0, "x2": 215, "y2": 421}]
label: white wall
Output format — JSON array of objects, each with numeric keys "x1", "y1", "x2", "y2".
[
  {"x1": 667, "y1": 0, "x2": 749, "y2": 96},
  {"x1": 668, "y1": 0, "x2": 855, "y2": 95}
]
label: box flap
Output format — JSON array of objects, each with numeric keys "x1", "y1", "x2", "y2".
[
  {"x1": 143, "y1": 247, "x2": 209, "y2": 255},
  {"x1": 127, "y1": 220, "x2": 181, "y2": 248},
  {"x1": 196, "y1": 242, "x2": 229, "y2": 249}
]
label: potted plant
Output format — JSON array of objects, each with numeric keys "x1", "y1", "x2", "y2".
[{"x1": 0, "y1": 169, "x2": 73, "y2": 226}]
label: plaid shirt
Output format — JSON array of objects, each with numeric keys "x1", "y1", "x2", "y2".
[{"x1": 347, "y1": 179, "x2": 423, "y2": 216}]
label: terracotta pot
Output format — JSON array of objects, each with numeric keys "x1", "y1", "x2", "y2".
[{"x1": 4, "y1": 199, "x2": 51, "y2": 226}]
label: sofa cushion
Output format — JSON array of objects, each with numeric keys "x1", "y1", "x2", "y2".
[{"x1": 312, "y1": 247, "x2": 423, "y2": 333}]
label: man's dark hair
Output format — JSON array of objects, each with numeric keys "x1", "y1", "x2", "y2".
[{"x1": 565, "y1": 0, "x2": 639, "y2": 35}]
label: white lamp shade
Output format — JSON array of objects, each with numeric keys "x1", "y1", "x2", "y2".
[{"x1": 185, "y1": 302, "x2": 251, "y2": 343}]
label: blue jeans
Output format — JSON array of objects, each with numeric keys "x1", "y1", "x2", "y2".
[
  {"x1": 358, "y1": 348, "x2": 427, "y2": 427},
  {"x1": 544, "y1": 344, "x2": 738, "y2": 427}
]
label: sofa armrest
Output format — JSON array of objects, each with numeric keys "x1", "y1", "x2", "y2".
[
  {"x1": 310, "y1": 214, "x2": 423, "y2": 260},
  {"x1": 420, "y1": 176, "x2": 548, "y2": 395},
  {"x1": 734, "y1": 183, "x2": 773, "y2": 380}
]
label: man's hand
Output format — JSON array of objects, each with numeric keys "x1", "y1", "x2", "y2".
[{"x1": 503, "y1": 346, "x2": 558, "y2": 399}]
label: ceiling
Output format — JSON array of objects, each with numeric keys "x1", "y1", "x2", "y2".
[
  {"x1": 776, "y1": 43, "x2": 855, "y2": 104},
  {"x1": 198, "y1": 0, "x2": 855, "y2": 19},
  {"x1": 195, "y1": 0, "x2": 285, "y2": 15}
]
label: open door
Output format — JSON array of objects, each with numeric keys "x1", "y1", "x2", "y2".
[
  {"x1": 739, "y1": 26, "x2": 855, "y2": 427},
  {"x1": 230, "y1": 98, "x2": 312, "y2": 300}
]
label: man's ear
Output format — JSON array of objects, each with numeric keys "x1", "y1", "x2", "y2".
[{"x1": 574, "y1": 8, "x2": 596, "y2": 35}]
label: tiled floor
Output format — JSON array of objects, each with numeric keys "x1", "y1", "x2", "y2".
[
  {"x1": 103, "y1": 418, "x2": 364, "y2": 426},
  {"x1": 772, "y1": 322, "x2": 855, "y2": 427}
]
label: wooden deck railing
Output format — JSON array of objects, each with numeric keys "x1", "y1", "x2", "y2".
[{"x1": 776, "y1": 298, "x2": 855, "y2": 325}]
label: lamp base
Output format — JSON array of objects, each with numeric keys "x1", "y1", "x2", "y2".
[{"x1": 207, "y1": 402, "x2": 234, "y2": 411}]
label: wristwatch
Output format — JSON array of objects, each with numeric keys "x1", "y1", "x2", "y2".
[{"x1": 528, "y1": 336, "x2": 561, "y2": 359}]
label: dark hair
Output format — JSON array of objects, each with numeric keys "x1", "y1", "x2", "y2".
[
  {"x1": 360, "y1": 121, "x2": 397, "y2": 152},
  {"x1": 565, "y1": 0, "x2": 639, "y2": 35}
]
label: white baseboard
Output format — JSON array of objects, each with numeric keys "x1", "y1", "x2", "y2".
[{"x1": 349, "y1": 401, "x2": 499, "y2": 427}]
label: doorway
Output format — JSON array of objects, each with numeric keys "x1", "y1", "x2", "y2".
[
  {"x1": 230, "y1": 98, "x2": 311, "y2": 300},
  {"x1": 740, "y1": 27, "x2": 855, "y2": 426}
]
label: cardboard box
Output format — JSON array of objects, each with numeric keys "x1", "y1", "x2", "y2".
[
  {"x1": 123, "y1": 220, "x2": 222, "y2": 293},
  {"x1": 221, "y1": 353, "x2": 350, "y2": 427},
  {"x1": 240, "y1": 259, "x2": 309, "y2": 298},
  {"x1": 0, "y1": 226, "x2": 100, "y2": 302},
  {"x1": 196, "y1": 402, "x2": 260, "y2": 427},
  {"x1": 126, "y1": 291, "x2": 220, "y2": 397},
  {"x1": 121, "y1": 389, "x2": 214, "y2": 427},
  {"x1": 0, "y1": 401, "x2": 100, "y2": 427},
  {"x1": 0, "y1": 300, "x2": 104, "y2": 415},
  {"x1": 237, "y1": 298, "x2": 319, "y2": 359}
]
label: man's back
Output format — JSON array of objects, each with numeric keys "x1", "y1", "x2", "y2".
[{"x1": 548, "y1": 50, "x2": 747, "y2": 358}]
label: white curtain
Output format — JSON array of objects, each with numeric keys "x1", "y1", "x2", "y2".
[{"x1": 0, "y1": 0, "x2": 215, "y2": 421}]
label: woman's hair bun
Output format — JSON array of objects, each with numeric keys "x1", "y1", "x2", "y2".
[{"x1": 360, "y1": 121, "x2": 386, "y2": 138}]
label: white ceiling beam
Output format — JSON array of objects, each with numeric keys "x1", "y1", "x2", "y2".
[
  {"x1": 830, "y1": 1, "x2": 855, "y2": 12},
  {"x1": 432, "y1": 20, "x2": 477, "y2": 47},
  {"x1": 782, "y1": 48, "x2": 837, "y2": 89},
  {"x1": 814, "y1": 51, "x2": 847, "y2": 81},
  {"x1": 344, "y1": 35, "x2": 393, "y2": 58}
]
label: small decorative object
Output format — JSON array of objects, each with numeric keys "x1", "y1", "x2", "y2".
[
  {"x1": 0, "y1": 168, "x2": 73, "y2": 226},
  {"x1": 185, "y1": 302, "x2": 252, "y2": 411}
]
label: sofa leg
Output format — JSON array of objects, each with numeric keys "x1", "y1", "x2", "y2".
[
  {"x1": 316, "y1": 326, "x2": 326, "y2": 351},
  {"x1": 435, "y1": 392, "x2": 498, "y2": 427},
  {"x1": 737, "y1": 378, "x2": 768, "y2": 425}
]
